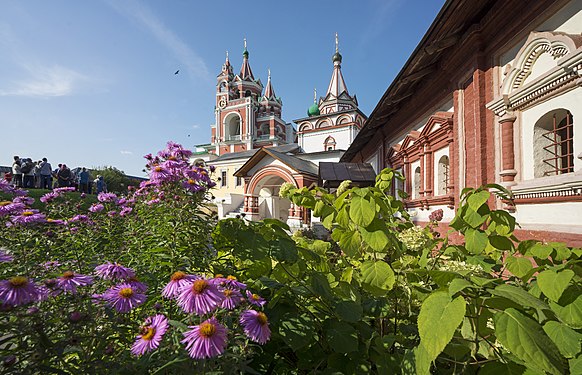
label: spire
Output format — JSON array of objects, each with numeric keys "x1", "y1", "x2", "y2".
[
  {"x1": 314, "y1": 87, "x2": 317, "y2": 103},
  {"x1": 239, "y1": 38, "x2": 254, "y2": 80},
  {"x1": 326, "y1": 33, "x2": 348, "y2": 97},
  {"x1": 307, "y1": 87, "x2": 321, "y2": 117},
  {"x1": 263, "y1": 68, "x2": 276, "y2": 100}
]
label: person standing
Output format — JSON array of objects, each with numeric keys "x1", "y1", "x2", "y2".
[
  {"x1": 39, "y1": 158, "x2": 53, "y2": 190},
  {"x1": 57, "y1": 164, "x2": 72, "y2": 188},
  {"x1": 11, "y1": 156, "x2": 22, "y2": 187},
  {"x1": 33, "y1": 161, "x2": 41, "y2": 188},
  {"x1": 78, "y1": 168, "x2": 90, "y2": 193},
  {"x1": 21, "y1": 158, "x2": 35, "y2": 189},
  {"x1": 95, "y1": 175, "x2": 107, "y2": 194}
]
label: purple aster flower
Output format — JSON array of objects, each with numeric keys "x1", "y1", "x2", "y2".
[
  {"x1": 56, "y1": 271, "x2": 93, "y2": 294},
  {"x1": 119, "y1": 206, "x2": 133, "y2": 217},
  {"x1": 240, "y1": 310, "x2": 271, "y2": 344},
  {"x1": 13, "y1": 196, "x2": 34, "y2": 205},
  {"x1": 224, "y1": 275, "x2": 247, "y2": 290},
  {"x1": 40, "y1": 191, "x2": 60, "y2": 203},
  {"x1": 220, "y1": 288, "x2": 242, "y2": 310},
  {"x1": 149, "y1": 166, "x2": 171, "y2": 184},
  {"x1": 42, "y1": 261, "x2": 61, "y2": 269},
  {"x1": 98, "y1": 192, "x2": 118, "y2": 203},
  {"x1": 102, "y1": 283, "x2": 146, "y2": 313},
  {"x1": 181, "y1": 317, "x2": 227, "y2": 359},
  {"x1": 162, "y1": 271, "x2": 196, "y2": 299},
  {"x1": 146, "y1": 198, "x2": 160, "y2": 206},
  {"x1": 131, "y1": 314, "x2": 169, "y2": 356},
  {"x1": 176, "y1": 277, "x2": 223, "y2": 315},
  {"x1": 46, "y1": 218, "x2": 66, "y2": 225},
  {"x1": 0, "y1": 276, "x2": 46, "y2": 307},
  {"x1": 0, "y1": 249, "x2": 13, "y2": 263},
  {"x1": 0, "y1": 201, "x2": 25, "y2": 216},
  {"x1": 95, "y1": 262, "x2": 136, "y2": 280},
  {"x1": 125, "y1": 277, "x2": 148, "y2": 293},
  {"x1": 209, "y1": 165, "x2": 216, "y2": 172},
  {"x1": 88, "y1": 203, "x2": 104, "y2": 213},
  {"x1": 182, "y1": 179, "x2": 205, "y2": 193},
  {"x1": 80, "y1": 193, "x2": 86, "y2": 198},
  {"x1": 107, "y1": 210, "x2": 117, "y2": 217},
  {"x1": 0, "y1": 179, "x2": 12, "y2": 193},
  {"x1": 10, "y1": 210, "x2": 46, "y2": 225},
  {"x1": 53, "y1": 186, "x2": 76, "y2": 193},
  {"x1": 246, "y1": 290, "x2": 266, "y2": 307}
]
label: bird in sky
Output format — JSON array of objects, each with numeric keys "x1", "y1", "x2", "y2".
[{"x1": 174, "y1": 70, "x2": 180, "y2": 75}]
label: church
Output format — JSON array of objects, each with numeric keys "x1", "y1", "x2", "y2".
[
  {"x1": 195, "y1": 35, "x2": 367, "y2": 227},
  {"x1": 342, "y1": 0, "x2": 582, "y2": 246}
]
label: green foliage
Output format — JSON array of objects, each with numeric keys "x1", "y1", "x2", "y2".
[{"x1": 91, "y1": 166, "x2": 142, "y2": 193}]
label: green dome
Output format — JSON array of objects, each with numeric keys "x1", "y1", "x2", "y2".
[
  {"x1": 243, "y1": 48, "x2": 249, "y2": 58},
  {"x1": 332, "y1": 52, "x2": 342, "y2": 63},
  {"x1": 307, "y1": 103, "x2": 320, "y2": 117}
]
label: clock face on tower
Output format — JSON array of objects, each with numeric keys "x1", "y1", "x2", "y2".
[{"x1": 218, "y1": 98, "x2": 227, "y2": 109}]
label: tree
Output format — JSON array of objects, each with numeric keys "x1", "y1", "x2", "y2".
[{"x1": 91, "y1": 166, "x2": 139, "y2": 194}]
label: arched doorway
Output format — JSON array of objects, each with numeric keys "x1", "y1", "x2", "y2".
[{"x1": 256, "y1": 175, "x2": 292, "y2": 222}]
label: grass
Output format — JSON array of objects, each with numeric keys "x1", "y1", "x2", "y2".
[{"x1": 1, "y1": 188, "x2": 98, "y2": 211}]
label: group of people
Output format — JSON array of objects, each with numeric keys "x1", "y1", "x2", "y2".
[{"x1": 7, "y1": 156, "x2": 107, "y2": 194}]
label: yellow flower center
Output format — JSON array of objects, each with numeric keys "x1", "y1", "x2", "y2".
[
  {"x1": 119, "y1": 287, "x2": 134, "y2": 298},
  {"x1": 9, "y1": 276, "x2": 28, "y2": 287},
  {"x1": 251, "y1": 294, "x2": 260, "y2": 300},
  {"x1": 171, "y1": 271, "x2": 185, "y2": 281},
  {"x1": 214, "y1": 274, "x2": 224, "y2": 278},
  {"x1": 141, "y1": 326, "x2": 156, "y2": 341},
  {"x1": 188, "y1": 179, "x2": 195, "y2": 185},
  {"x1": 22, "y1": 211, "x2": 34, "y2": 216},
  {"x1": 199, "y1": 322, "x2": 216, "y2": 338},
  {"x1": 62, "y1": 271, "x2": 74, "y2": 279},
  {"x1": 192, "y1": 279, "x2": 208, "y2": 294},
  {"x1": 0, "y1": 201, "x2": 11, "y2": 206},
  {"x1": 168, "y1": 156, "x2": 177, "y2": 161},
  {"x1": 257, "y1": 312, "x2": 268, "y2": 325},
  {"x1": 226, "y1": 275, "x2": 237, "y2": 281},
  {"x1": 223, "y1": 289, "x2": 233, "y2": 297},
  {"x1": 154, "y1": 166, "x2": 163, "y2": 172}
]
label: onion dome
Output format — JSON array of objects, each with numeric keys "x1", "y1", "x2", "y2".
[{"x1": 307, "y1": 88, "x2": 320, "y2": 117}]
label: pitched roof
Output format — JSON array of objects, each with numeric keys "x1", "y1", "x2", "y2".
[
  {"x1": 210, "y1": 143, "x2": 300, "y2": 163},
  {"x1": 234, "y1": 147, "x2": 318, "y2": 177},
  {"x1": 319, "y1": 162, "x2": 376, "y2": 188}
]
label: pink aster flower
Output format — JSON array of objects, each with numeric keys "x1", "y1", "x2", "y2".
[
  {"x1": 88, "y1": 203, "x2": 104, "y2": 213},
  {"x1": 119, "y1": 206, "x2": 133, "y2": 217},
  {"x1": 0, "y1": 249, "x2": 13, "y2": 263},
  {"x1": 240, "y1": 310, "x2": 271, "y2": 344},
  {"x1": 13, "y1": 196, "x2": 34, "y2": 205},
  {"x1": 220, "y1": 288, "x2": 242, "y2": 310},
  {"x1": 95, "y1": 262, "x2": 136, "y2": 280},
  {"x1": 53, "y1": 186, "x2": 76, "y2": 193},
  {"x1": 56, "y1": 271, "x2": 93, "y2": 294},
  {"x1": 162, "y1": 271, "x2": 196, "y2": 299},
  {"x1": 246, "y1": 290, "x2": 266, "y2": 307},
  {"x1": 131, "y1": 314, "x2": 169, "y2": 356},
  {"x1": 181, "y1": 317, "x2": 228, "y2": 359},
  {"x1": 0, "y1": 276, "x2": 46, "y2": 307},
  {"x1": 149, "y1": 165, "x2": 171, "y2": 184},
  {"x1": 40, "y1": 191, "x2": 60, "y2": 203},
  {"x1": 102, "y1": 283, "x2": 146, "y2": 313},
  {"x1": 97, "y1": 192, "x2": 118, "y2": 203},
  {"x1": 0, "y1": 201, "x2": 25, "y2": 216},
  {"x1": 176, "y1": 277, "x2": 223, "y2": 315},
  {"x1": 10, "y1": 210, "x2": 46, "y2": 225}
]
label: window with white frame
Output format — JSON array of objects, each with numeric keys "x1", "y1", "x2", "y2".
[
  {"x1": 413, "y1": 167, "x2": 421, "y2": 199},
  {"x1": 437, "y1": 155, "x2": 449, "y2": 196},
  {"x1": 533, "y1": 109, "x2": 574, "y2": 178},
  {"x1": 220, "y1": 171, "x2": 227, "y2": 187}
]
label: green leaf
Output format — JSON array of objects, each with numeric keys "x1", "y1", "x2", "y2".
[
  {"x1": 310, "y1": 273, "x2": 334, "y2": 301},
  {"x1": 537, "y1": 269, "x2": 574, "y2": 302},
  {"x1": 570, "y1": 356, "x2": 582, "y2": 375},
  {"x1": 339, "y1": 230, "x2": 362, "y2": 257},
  {"x1": 278, "y1": 313, "x2": 318, "y2": 351},
  {"x1": 463, "y1": 206, "x2": 488, "y2": 228},
  {"x1": 335, "y1": 301, "x2": 363, "y2": 323},
  {"x1": 417, "y1": 292, "x2": 466, "y2": 364},
  {"x1": 506, "y1": 256, "x2": 533, "y2": 278},
  {"x1": 324, "y1": 320, "x2": 359, "y2": 353},
  {"x1": 491, "y1": 284, "x2": 550, "y2": 312},
  {"x1": 543, "y1": 320, "x2": 582, "y2": 358},
  {"x1": 336, "y1": 206, "x2": 350, "y2": 227},
  {"x1": 494, "y1": 308, "x2": 565, "y2": 375},
  {"x1": 448, "y1": 278, "x2": 473, "y2": 297},
  {"x1": 361, "y1": 219, "x2": 389, "y2": 252},
  {"x1": 360, "y1": 260, "x2": 395, "y2": 291},
  {"x1": 465, "y1": 228, "x2": 488, "y2": 254},
  {"x1": 349, "y1": 195, "x2": 376, "y2": 227},
  {"x1": 467, "y1": 190, "x2": 490, "y2": 211},
  {"x1": 551, "y1": 294, "x2": 582, "y2": 329},
  {"x1": 489, "y1": 235, "x2": 514, "y2": 251},
  {"x1": 529, "y1": 243, "x2": 554, "y2": 259}
]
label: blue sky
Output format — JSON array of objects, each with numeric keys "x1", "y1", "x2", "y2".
[{"x1": 0, "y1": 0, "x2": 444, "y2": 176}]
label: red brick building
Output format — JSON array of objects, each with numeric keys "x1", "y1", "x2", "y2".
[{"x1": 342, "y1": 0, "x2": 582, "y2": 246}]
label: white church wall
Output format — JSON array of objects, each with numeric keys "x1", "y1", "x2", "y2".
[
  {"x1": 513, "y1": 201, "x2": 582, "y2": 232},
  {"x1": 301, "y1": 126, "x2": 355, "y2": 153}
]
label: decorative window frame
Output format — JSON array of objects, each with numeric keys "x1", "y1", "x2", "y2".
[{"x1": 386, "y1": 112, "x2": 454, "y2": 210}]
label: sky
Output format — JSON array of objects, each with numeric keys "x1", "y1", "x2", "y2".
[{"x1": 0, "y1": 0, "x2": 445, "y2": 176}]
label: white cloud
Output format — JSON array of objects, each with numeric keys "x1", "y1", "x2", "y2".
[
  {"x1": 120, "y1": 150, "x2": 133, "y2": 155},
  {"x1": 192, "y1": 124, "x2": 200, "y2": 129},
  {"x1": 107, "y1": 0, "x2": 209, "y2": 81},
  {"x1": 0, "y1": 65, "x2": 88, "y2": 97}
]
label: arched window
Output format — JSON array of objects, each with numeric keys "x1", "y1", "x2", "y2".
[
  {"x1": 245, "y1": 90, "x2": 252, "y2": 97},
  {"x1": 260, "y1": 123, "x2": 269, "y2": 137},
  {"x1": 534, "y1": 109, "x2": 574, "y2": 177},
  {"x1": 219, "y1": 82, "x2": 227, "y2": 92},
  {"x1": 324, "y1": 136, "x2": 336, "y2": 151},
  {"x1": 437, "y1": 155, "x2": 449, "y2": 196},
  {"x1": 413, "y1": 167, "x2": 421, "y2": 199},
  {"x1": 225, "y1": 114, "x2": 241, "y2": 141}
]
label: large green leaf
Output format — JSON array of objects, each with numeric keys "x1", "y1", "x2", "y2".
[
  {"x1": 360, "y1": 260, "x2": 395, "y2": 291},
  {"x1": 506, "y1": 256, "x2": 533, "y2": 278},
  {"x1": 335, "y1": 300, "x2": 363, "y2": 323},
  {"x1": 491, "y1": 284, "x2": 550, "y2": 312},
  {"x1": 417, "y1": 291, "x2": 466, "y2": 364},
  {"x1": 467, "y1": 190, "x2": 490, "y2": 211},
  {"x1": 278, "y1": 313, "x2": 318, "y2": 351},
  {"x1": 324, "y1": 319, "x2": 359, "y2": 353},
  {"x1": 537, "y1": 269, "x2": 574, "y2": 302},
  {"x1": 494, "y1": 308, "x2": 565, "y2": 375},
  {"x1": 529, "y1": 243, "x2": 554, "y2": 259},
  {"x1": 543, "y1": 320, "x2": 582, "y2": 358},
  {"x1": 360, "y1": 219, "x2": 389, "y2": 252},
  {"x1": 551, "y1": 294, "x2": 582, "y2": 329},
  {"x1": 448, "y1": 278, "x2": 473, "y2": 297},
  {"x1": 465, "y1": 228, "x2": 488, "y2": 254},
  {"x1": 349, "y1": 195, "x2": 376, "y2": 227},
  {"x1": 339, "y1": 230, "x2": 362, "y2": 257}
]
